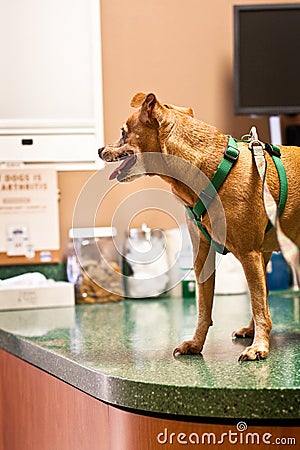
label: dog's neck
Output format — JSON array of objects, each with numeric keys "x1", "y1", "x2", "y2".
[{"x1": 157, "y1": 119, "x2": 228, "y2": 207}]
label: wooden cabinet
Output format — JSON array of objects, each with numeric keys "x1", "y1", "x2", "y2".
[
  {"x1": 0, "y1": 350, "x2": 109, "y2": 450},
  {"x1": 1, "y1": 350, "x2": 299, "y2": 450},
  {"x1": 0, "y1": 0, "x2": 103, "y2": 164}
]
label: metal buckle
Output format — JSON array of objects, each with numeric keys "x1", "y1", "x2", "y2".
[{"x1": 224, "y1": 147, "x2": 239, "y2": 162}]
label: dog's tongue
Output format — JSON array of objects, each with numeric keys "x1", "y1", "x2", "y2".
[
  {"x1": 109, "y1": 159, "x2": 127, "y2": 180},
  {"x1": 109, "y1": 168, "x2": 119, "y2": 180},
  {"x1": 109, "y1": 156, "x2": 136, "y2": 180}
]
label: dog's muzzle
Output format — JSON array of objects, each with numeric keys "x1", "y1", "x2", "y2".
[{"x1": 98, "y1": 147, "x2": 106, "y2": 159}]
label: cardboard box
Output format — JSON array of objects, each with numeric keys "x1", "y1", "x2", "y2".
[{"x1": 0, "y1": 281, "x2": 75, "y2": 310}]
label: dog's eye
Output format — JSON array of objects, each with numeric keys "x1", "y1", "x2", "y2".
[{"x1": 121, "y1": 128, "x2": 126, "y2": 140}]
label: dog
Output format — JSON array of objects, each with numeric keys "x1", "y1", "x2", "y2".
[{"x1": 98, "y1": 92, "x2": 300, "y2": 361}]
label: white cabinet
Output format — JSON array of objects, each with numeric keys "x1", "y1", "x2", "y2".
[{"x1": 0, "y1": 0, "x2": 103, "y2": 165}]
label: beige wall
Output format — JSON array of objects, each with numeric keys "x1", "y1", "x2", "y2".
[{"x1": 57, "y1": 0, "x2": 300, "y2": 259}]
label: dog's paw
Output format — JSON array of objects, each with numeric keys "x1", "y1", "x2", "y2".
[
  {"x1": 232, "y1": 326, "x2": 254, "y2": 339},
  {"x1": 173, "y1": 340, "x2": 203, "y2": 357},
  {"x1": 238, "y1": 344, "x2": 269, "y2": 362}
]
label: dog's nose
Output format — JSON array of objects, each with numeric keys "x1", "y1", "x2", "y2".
[{"x1": 98, "y1": 147, "x2": 105, "y2": 159}]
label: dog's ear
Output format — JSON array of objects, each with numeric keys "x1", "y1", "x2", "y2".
[
  {"x1": 177, "y1": 106, "x2": 194, "y2": 117},
  {"x1": 187, "y1": 107, "x2": 194, "y2": 117},
  {"x1": 139, "y1": 93, "x2": 157, "y2": 124},
  {"x1": 130, "y1": 92, "x2": 158, "y2": 125},
  {"x1": 130, "y1": 92, "x2": 147, "y2": 108},
  {"x1": 164, "y1": 104, "x2": 194, "y2": 117}
]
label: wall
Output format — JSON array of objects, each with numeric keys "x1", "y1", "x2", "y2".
[
  {"x1": 99, "y1": 0, "x2": 282, "y2": 141},
  {"x1": 57, "y1": 0, "x2": 300, "y2": 259}
]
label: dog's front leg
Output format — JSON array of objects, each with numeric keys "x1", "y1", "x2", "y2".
[
  {"x1": 233, "y1": 251, "x2": 272, "y2": 340},
  {"x1": 238, "y1": 250, "x2": 272, "y2": 361},
  {"x1": 174, "y1": 234, "x2": 215, "y2": 356}
]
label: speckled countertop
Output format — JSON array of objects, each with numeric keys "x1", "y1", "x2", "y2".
[{"x1": 0, "y1": 294, "x2": 299, "y2": 420}]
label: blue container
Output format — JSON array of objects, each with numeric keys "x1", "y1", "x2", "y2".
[{"x1": 266, "y1": 252, "x2": 291, "y2": 291}]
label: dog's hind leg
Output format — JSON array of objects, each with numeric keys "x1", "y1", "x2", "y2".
[
  {"x1": 173, "y1": 235, "x2": 216, "y2": 356},
  {"x1": 233, "y1": 317, "x2": 255, "y2": 339},
  {"x1": 237, "y1": 250, "x2": 272, "y2": 361}
]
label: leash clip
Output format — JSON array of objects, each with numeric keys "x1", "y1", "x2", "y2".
[{"x1": 248, "y1": 126, "x2": 265, "y2": 153}]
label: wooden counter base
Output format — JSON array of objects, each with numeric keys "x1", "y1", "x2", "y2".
[{"x1": 0, "y1": 350, "x2": 298, "y2": 450}]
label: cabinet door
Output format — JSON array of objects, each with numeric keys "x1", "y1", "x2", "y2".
[{"x1": 0, "y1": 0, "x2": 103, "y2": 164}]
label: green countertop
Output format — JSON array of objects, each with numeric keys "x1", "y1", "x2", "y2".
[{"x1": 0, "y1": 293, "x2": 299, "y2": 420}]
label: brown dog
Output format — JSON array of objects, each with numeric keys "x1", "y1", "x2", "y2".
[{"x1": 99, "y1": 92, "x2": 300, "y2": 361}]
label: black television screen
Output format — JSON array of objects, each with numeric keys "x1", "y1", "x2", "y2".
[{"x1": 234, "y1": 4, "x2": 300, "y2": 115}]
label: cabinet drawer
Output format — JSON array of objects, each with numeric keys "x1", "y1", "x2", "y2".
[{"x1": 0, "y1": 134, "x2": 98, "y2": 163}]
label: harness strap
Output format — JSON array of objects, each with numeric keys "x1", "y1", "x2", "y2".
[
  {"x1": 192, "y1": 136, "x2": 239, "y2": 219},
  {"x1": 265, "y1": 143, "x2": 288, "y2": 233},
  {"x1": 185, "y1": 136, "x2": 239, "y2": 255},
  {"x1": 186, "y1": 134, "x2": 289, "y2": 256}
]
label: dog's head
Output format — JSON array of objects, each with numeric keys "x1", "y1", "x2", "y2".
[{"x1": 98, "y1": 92, "x2": 194, "y2": 182}]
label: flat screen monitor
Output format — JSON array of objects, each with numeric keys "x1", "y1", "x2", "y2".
[{"x1": 234, "y1": 4, "x2": 300, "y2": 115}]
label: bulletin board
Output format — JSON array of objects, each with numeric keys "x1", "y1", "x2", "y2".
[{"x1": 0, "y1": 167, "x2": 60, "y2": 265}]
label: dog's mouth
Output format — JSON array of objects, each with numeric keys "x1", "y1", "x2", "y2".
[{"x1": 109, "y1": 154, "x2": 137, "y2": 181}]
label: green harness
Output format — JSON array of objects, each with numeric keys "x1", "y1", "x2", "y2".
[{"x1": 185, "y1": 136, "x2": 288, "y2": 255}]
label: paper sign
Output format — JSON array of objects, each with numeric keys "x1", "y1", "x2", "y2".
[{"x1": 0, "y1": 168, "x2": 59, "y2": 254}]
